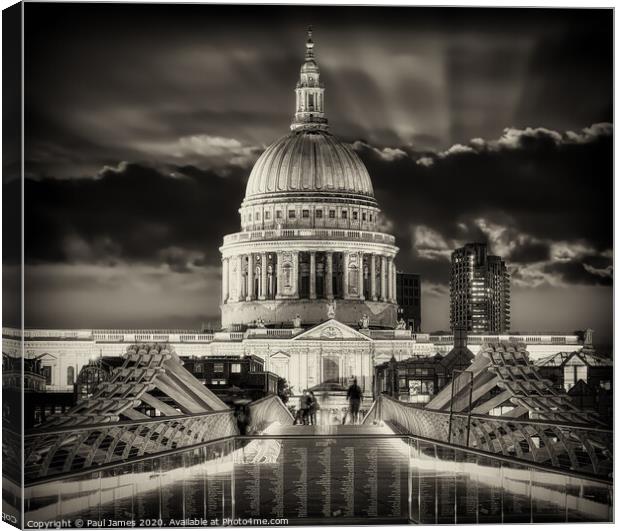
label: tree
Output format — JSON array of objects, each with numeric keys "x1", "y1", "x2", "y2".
[{"x1": 277, "y1": 377, "x2": 292, "y2": 404}]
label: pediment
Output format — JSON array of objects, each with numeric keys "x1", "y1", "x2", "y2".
[
  {"x1": 270, "y1": 351, "x2": 291, "y2": 359},
  {"x1": 293, "y1": 319, "x2": 372, "y2": 342},
  {"x1": 34, "y1": 352, "x2": 57, "y2": 361}
]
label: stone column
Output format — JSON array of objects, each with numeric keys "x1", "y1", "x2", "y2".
[
  {"x1": 309, "y1": 252, "x2": 317, "y2": 299},
  {"x1": 275, "y1": 251, "x2": 283, "y2": 298},
  {"x1": 326, "y1": 252, "x2": 333, "y2": 299},
  {"x1": 246, "y1": 253, "x2": 254, "y2": 301},
  {"x1": 385, "y1": 256, "x2": 391, "y2": 302},
  {"x1": 392, "y1": 261, "x2": 398, "y2": 303},
  {"x1": 236, "y1": 255, "x2": 243, "y2": 301},
  {"x1": 392, "y1": 260, "x2": 397, "y2": 302},
  {"x1": 292, "y1": 252, "x2": 300, "y2": 298},
  {"x1": 222, "y1": 257, "x2": 229, "y2": 304},
  {"x1": 380, "y1": 255, "x2": 387, "y2": 302},
  {"x1": 358, "y1": 252, "x2": 365, "y2": 300},
  {"x1": 343, "y1": 252, "x2": 350, "y2": 299},
  {"x1": 370, "y1": 254, "x2": 377, "y2": 301},
  {"x1": 260, "y1": 252, "x2": 267, "y2": 300}
]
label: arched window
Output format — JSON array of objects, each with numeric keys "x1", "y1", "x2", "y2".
[{"x1": 67, "y1": 366, "x2": 75, "y2": 386}]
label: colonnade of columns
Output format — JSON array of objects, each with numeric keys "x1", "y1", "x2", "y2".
[{"x1": 222, "y1": 250, "x2": 397, "y2": 304}]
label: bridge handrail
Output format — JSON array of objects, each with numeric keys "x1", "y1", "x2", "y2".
[
  {"x1": 372, "y1": 394, "x2": 613, "y2": 434},
  {"x1": 237, "y1": 434, "x2": 613, "y2": 486},
  {"x1": 24, "y1": 396, "x2": 293, "y2": 483},
  {"x1": 24, "y1": 408, "x2": 238, "y2": 481},
  {"x1": 23, "y1": 431, "x2": 612, "y2": 489},
  {"x1": 24, "y1": 407, "x2": 234, "y2": 438},
  {"x1": 365, "y1": 394, "x2": 613, "y2": 478},
  {"x1": 24, "y1": 435, "x2": 237, "y2": 487}
]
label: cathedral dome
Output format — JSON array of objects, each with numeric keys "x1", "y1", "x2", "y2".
[
  {"x1": 244, "y1": 128, "x2": 375, "y2": 201},
  {"x1": 221, "y1": 28, "x2": 398, "y2": 331}
]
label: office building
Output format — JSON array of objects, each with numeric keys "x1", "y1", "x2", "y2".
[
  {"x1": 396, "y1": 272, "x2": 421, "y2": 332},
  {"x1": 450, "y1": 243, "x2": 510, "y2": 333}
]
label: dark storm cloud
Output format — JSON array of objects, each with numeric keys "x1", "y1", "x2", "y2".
[
  {"x1": 507, "y1": 241, "x2": 550, "y2": 264},
  {"x1": 24, "y1": 5, "x2": 611, "y2": 177},
  {"x1": 23, "y1": 162, "x2": 246, "y2": 269},
  {"x1": 19, "y1": 4, "x2": 612, "y2": 334},
  {"x1": 544, "y1": 261, "x2": 612, "y2": 288},
  {"x1": 356, "y1": 123, "x2": 612, "y2": 287},
  {"x1": 515, "y1": 18, "x2": 613, "y2": 132}
]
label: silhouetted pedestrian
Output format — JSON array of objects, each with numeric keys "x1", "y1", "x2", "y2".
[{"x1": 344, "y1": 378, "x2": 363, "y2": 424}]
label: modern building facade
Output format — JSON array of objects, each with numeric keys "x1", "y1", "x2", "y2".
[
  {"x1": 450, "y1": 242, "x2": 510, "y2": 333},
  {"x1": 396, "y1": 272, "x2": 421, "y2": 332},
  {"x1": 220, "y1": 29, "x2": 399, "y2": 329}
]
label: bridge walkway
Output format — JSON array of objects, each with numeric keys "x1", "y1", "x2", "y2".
[{"x1": 262, "y1": 422, "x2": 394, "y2": 436}]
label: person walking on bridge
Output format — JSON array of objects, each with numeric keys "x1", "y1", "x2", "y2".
[
  {"x1": 344, "y1": 378, "x2": 363, "y2": 425},
  {"x1": 294, "y1": 390, "x2": 310, "y2": 425}
]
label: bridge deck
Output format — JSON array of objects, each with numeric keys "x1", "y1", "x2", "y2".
[{"x1": 263, "y1": 423, "x2": 394, "y2": 436}]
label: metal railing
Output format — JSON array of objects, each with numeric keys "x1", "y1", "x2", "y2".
[
  {"x1": 23, "y1": 392, "x2": 294, "y2": 484},
  {"x1": 364, "y1": 395, "x2": 613, "y2": 478},
  {"x1": 24, "y1": 408, "x2": 238, "y2": 482},
  {"x1": 23, "y1": 431, "x2": 612, "y2": 524}
]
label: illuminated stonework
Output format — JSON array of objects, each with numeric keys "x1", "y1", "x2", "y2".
[{"x1": 220, "y1": 29, "x2": 399, "y2": 329}]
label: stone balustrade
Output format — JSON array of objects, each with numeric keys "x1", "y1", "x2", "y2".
[{"x1": 223, "y1": 228, "x2": 396, "y2": 246}]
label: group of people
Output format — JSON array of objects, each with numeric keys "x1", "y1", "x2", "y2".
[
  {"x1": 292, "y1": 379, "x2": 364, "y2": 426},
  {"x1": 293, "y1": 389, "x2": 320, "y2": 425}
]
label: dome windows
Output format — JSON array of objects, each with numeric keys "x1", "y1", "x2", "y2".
[{"x1": 239, "y1": 202, "x2": 380, "y2": 232}]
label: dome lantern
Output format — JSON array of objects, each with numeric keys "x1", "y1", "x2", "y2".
[
  {"x1": 305, "y1": 25, "x2": 315, "y2": 60},
  {"x1": 292, "y1": 27, "x2": 328, "y2": 131}
]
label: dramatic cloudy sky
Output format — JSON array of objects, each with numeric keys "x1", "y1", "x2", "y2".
[{"x1": 11, "y1": 4, "x2": 612, "y2": 341}]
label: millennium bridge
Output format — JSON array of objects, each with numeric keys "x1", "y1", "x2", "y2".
[{"x1": 10, "y1": 341, "x2": 612, "y2": 526}]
